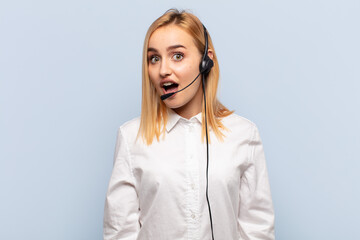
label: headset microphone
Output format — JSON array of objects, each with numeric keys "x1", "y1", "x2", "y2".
[
  {"x1": 160, "y1": 93, "x2": 174, "y2": 101},
  {"x1": 160, "y1": 72, "x2": 201, "y2": 101}
]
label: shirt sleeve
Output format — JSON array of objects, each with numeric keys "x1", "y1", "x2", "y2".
[
  {"x1": 103, "y1": 127, "x2": 140, "y2": 240},
  {"x1": 237, "y1": 125, "x2": 275, "y2": 240}
]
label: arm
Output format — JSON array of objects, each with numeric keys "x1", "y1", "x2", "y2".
[
  {"x1": 103, "y1": 128, "x2": 140, "y2": 240},
  {"x1": 238, "y1": 125, "x2": 275, "y2": 240}
]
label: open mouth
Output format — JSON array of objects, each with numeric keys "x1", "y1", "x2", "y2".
[{"x1": 162, "y1": 82, "x2": 179, "y2": 94}]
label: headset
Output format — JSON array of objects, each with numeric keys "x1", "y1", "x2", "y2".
[
  {"x1": 200, "y1": 25, "x2": 214, "y2": 75},
  {"x1": 160, "y1": 24, "x2": 215, "y2": 240},
  {"x1": 201, "y1": 25, "x2": 215, "y2": 240}
]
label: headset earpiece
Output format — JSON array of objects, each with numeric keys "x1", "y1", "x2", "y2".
[
  {"x1": 199, "y1": 25, "x2": 214, "y2": 76},
  {"x1": 200, "y1": 55, "x2": 214, "y2": 75}
]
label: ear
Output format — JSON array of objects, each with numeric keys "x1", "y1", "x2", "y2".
[{"x1": 207, "y1": 49, "x2": 214, "y2": 60}]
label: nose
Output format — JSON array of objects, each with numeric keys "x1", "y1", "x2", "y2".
[{"x1": 159, "y1": 59, "x2": 171, "y2": 77}]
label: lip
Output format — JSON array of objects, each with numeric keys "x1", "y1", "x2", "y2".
[
  {"x1": 160, "y1": 79, "x2": 179, "y2": 95},
  {"x1": 162, "y1": 86, "x2": 179, "y2": 95},
  {"x1": 160, "y1": 78, "x2": 178, "y2": 87}
]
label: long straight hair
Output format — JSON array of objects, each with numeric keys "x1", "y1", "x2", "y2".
[{"x1": 138, "y1": 9, "x2": 234, "y2": 145}]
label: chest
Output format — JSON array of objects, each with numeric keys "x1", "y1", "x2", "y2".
[{"x1": 130, "y1": 126, "x2": 250, "y2": 196}]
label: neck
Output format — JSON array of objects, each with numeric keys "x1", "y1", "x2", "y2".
[{"x1": 174, "y1": 107, "x2": 202, "y2": 120}]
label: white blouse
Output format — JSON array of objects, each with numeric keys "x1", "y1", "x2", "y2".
[{"x1": 103, "y1": 110, "x2": 275, "y2": 240}]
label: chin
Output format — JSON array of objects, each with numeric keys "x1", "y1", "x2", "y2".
[{"x1": 164, "y1": 102, "x2": 184, "y2": 110}]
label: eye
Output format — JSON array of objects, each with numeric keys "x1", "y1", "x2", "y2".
[
  {"x1": 149, "y1": 55, "x2": 160, "y2": 64},
  {"x1": 172, "y1": 53, "x2": 184, "y2": 61}
]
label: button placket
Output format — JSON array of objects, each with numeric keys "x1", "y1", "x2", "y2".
[{"x1": 184, "y1": 122, "x2": 200, "y2": 239}]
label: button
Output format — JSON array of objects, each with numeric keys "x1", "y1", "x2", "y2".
[
  {"x1": 191, "y1": 183, "x2": 195, "y2": 190},
  {"x1": 191, "y1": 214, "x2": 195, "y2": 219}
]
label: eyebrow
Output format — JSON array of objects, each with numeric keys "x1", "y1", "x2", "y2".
[{"x1": 148, "y1": 44, "x2": 186, "y2": 52}]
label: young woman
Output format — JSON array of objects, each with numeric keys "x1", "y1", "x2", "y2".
[{"x1": 104, "y1": 9, "x2": 275, "y2": 240}]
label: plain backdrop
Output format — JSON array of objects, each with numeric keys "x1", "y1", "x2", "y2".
[{"x1": 1, "y1": 0, "x2": 359, "y2": 239}]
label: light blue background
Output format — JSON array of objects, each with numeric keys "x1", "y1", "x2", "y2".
[{"x1": 1, "y1": 0, "x2": 359, "y2": 239}]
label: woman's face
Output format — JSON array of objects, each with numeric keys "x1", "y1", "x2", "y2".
[{"x1": 147, "y1": 24, "x2": 203, "y2": 118}]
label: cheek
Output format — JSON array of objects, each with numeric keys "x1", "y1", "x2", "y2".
[
  {"x1": 175, "y1": 64, "x2": 198, "y2": 79},
  {"x1": 148, "y1": 67, "x2": 158, "y2": 85}
]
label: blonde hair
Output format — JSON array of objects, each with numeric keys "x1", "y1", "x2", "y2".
[{"x1": 138, "y1": 9, "x2": 234, "y2": 145}]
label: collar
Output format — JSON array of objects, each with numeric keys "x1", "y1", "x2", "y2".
[{"x1": 165, "y1": 109, "x2": 202, "y2": 132}]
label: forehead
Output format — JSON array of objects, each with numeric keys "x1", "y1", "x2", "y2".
[{"x1": 148, "y1": 25, "x2": 196, "y2": 50}]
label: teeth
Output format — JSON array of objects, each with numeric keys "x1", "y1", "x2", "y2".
[{"x1": 163, "y1": 82, "x2": 174, "y2": 87}]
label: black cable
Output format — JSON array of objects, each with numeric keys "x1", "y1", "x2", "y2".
[
  {"x1": 177, "y1": 72, "x2": 201, "y2": 93},
  {"x1": 202, "y1": 74, "x2": 215, "y2": 240}
]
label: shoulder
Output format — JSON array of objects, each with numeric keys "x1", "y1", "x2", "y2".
[
  {"x1": 222, "y1": 112, "x2": 257, "y2": 129},
  {"x1": 220, "y1": 112, "x2": 259, "y2": 140},
  {"x1": 119, "y1": 116, "x2": 140, "y2": 132},
  {"x1": 117, "y1": 116, "x2": 141, "y2": 144}
]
